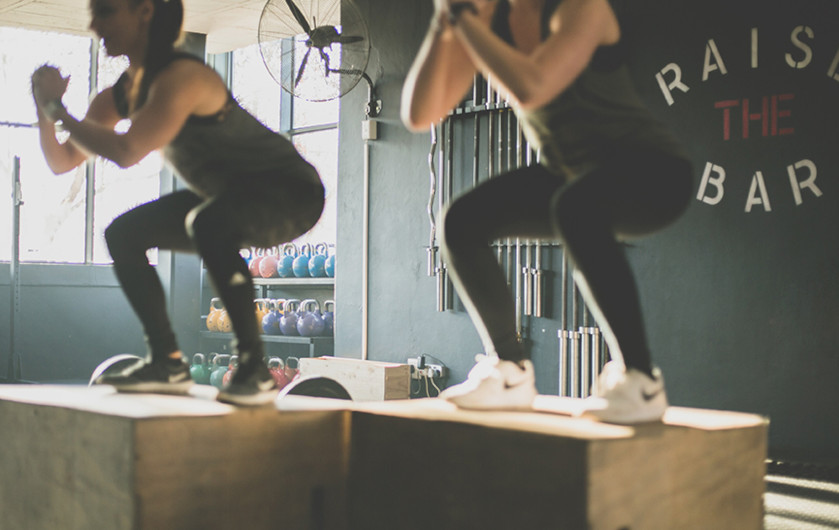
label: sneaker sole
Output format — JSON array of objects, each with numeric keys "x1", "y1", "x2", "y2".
[
  {"x1": 216, "y1": 389, "x2": 278, "y2": 407},
  {"x1": 108, "y1": 380, "x2": 194, "y2": 395}
]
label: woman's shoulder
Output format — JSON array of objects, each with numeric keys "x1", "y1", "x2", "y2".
[{"x1": 155, "y1": 54, "x2": 226, "y2": 90}]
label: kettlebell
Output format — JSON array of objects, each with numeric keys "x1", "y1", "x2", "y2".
[
  {"x1": 279, "y1": 299, "x2": 301, "y2": 336},
  {"x1": 254, "y1": 298, "x2": 270, "y2": 326},
  {"x1": 217, "y1": 308, "x2": 233, "y2": 333},
  {"x1": 261, "y1": 298, "x2": 285, "y2": 335},
  {"x1": 322, "y1": 300, "x2": 335, "y2": 336},
  {"x1": 222, "y1": 355, "x2": 238, "y2": 387},
  {"x1": 276, "y1": 243, "x2": 298, "y2": 278},
  {"x1": 190, "y1": 353, "x2": 210, "y2": 385},
  {"x1": 325, "y1": 252, "x2": 335, "y2": 278},
  {"x1": 249, "y1": 248, "x2": 265, "y2": 277},
  {"x1": 268, "y1": 357, "x2": 290, "y2": 390},
  {"x1": 240, "y1": 247, "x2": 253, "y2": 266},
  {"x1": 284, "y1": 356, "x2": 300, "y2": 382},
  {"x1": 259, "y1": 247, "x2": 279, "y2": 278},
  {"x1": 292, "y1": 243, "x2": 313, "y2": 278},
  {"x1": 297, "y1": 299, "x2": 325, "y2": 337},
  {"x1": 206, "y1": 297, "x2": 224, "y2": 332},
  {"x1": 308, "y1": 243, "x2": 329, "y2": 278},
  {"x1": 210, "y1": 354, "x2": 230, "y2": 389}
]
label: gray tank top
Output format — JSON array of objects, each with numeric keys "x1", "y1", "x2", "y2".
[
  {"x1": 113, "y1": 53, "x2": 320, "y2": 198},
  {"x1": 492, "y1": 0, "x2": 687, "y2": 178}
]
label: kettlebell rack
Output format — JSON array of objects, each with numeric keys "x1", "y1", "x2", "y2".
[
  {"x1": 197, "y1": 267, "x2": 335, "y2": 359},
  {"x1": 427, "y1": 76, "x2": 609, "y2": 397}
]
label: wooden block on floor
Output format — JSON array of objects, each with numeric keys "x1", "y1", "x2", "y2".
[
  {"x1": 344, "y1": 397, "x2": 768, "y2": 530},
  {"x1": 0, "y1": 385, "x2": 349, "y2": 530},
  {"x1": 298, "y1": 356, "x2": 411, "y2": 401},
  {"x1": 1, "y1": 387, "x2": 768, "y2": 530}
]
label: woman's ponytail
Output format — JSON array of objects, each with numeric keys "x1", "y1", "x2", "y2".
[{"x1": 129, "y1": 0, "x2": 184, "y2": 112}]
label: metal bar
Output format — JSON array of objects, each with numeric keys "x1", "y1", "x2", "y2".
[
  {"x1": 570, "y1": 330, "x2": 581, "y2": 397},
  {"x1": 580, "y1": 327, "x2": 591, "y2": 397},
  {"x1": 558, "y1": 330, "x2": 569, "y2": 396},
  {"x1": 9, "y1": 156, "x2": 22, "y2": 380},
  {"x1": 426, "y1": 125, "x2": 438, "y2": 277},
  {"x1": 444, "y1": 117, "x2": 454, "y2": 310},
  {"x1": 472, "y1": 74, "x2": 480, "y2": 188},
  {"x1": 560, "y1": 248, "x2": 568, "y2": 330},
  {"x1": 591, "y1": 327, "x2": 602, "y2": 393},
  {"x1": 523, "y1": 240, "x2": 533, "y2": 316}
]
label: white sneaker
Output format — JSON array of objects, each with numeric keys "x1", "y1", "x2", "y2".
[
  {"x1": 440, "y1": 355, "x2": 537, "y2": 410},
  {"x1": 579, "y1": 361, "x2": 668, "y2": 424}
]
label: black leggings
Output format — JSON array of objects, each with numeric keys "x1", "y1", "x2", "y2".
[
  {"x1": 441, "y1": 148, "x2": 693, "y2": 373},
  {"x1": 105, "y1": 177, "x2": 324, "y2": 365}
]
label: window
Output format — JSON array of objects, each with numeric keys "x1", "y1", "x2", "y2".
[
  {"x1": 0, "y1": 26, "x2": 162, "y2": 264},
  {"x1": 217, "y1": 42, "x2": 338, "y2": 249}
]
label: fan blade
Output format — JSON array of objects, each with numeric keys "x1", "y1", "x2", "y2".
[
  {"x1": 295, "y1": 48, "x2": 312, "y2": 88},
  {"x1": 284, "y1": 0, "x2": 312, "y2": 35},
  {"x1": 318, "y1": 48, "x2": 331, "y2": 77},
  {"x1": 335, "y1": 35, "x2": 364, "y2": 45}
]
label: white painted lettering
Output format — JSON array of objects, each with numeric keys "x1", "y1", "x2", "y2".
[
  {"x1": 745, "y1": 171, "x2": 772, "y2": 212},
  {"x1": 786, "y1": 26, "x2": 814, "y2": 69},
  {"x1": 696, "y1": 162, "x2": 726, "y2": 205},
  {"x1": 828, "y1": 47, "x2": 839, "y2": 81},
  {"x1": 702, "y1": 39, "x2": 728, "y2": 81},
  {"x1": 655, "y1": 63, "x2": 690, "y2": 106},
  {"x1": 787, "y1": 159, "x2": 822, "y2": 206}
]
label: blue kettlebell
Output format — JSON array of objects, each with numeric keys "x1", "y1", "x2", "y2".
[
  {"x1": 279, "y1": 299, "x2": 301, "y2": 336},
  {"x1": 325, "y1": 253, "x2": 335, "y2": 278},
  {"x1": 297, "y1": 299, "x2": 325, "y2": 337},
  {"x1": 292, "y1": 243, "x2": 312, "y2": 278},
  {"x1": 240, "y1": 247, "x2": 253, "y2": 267},
  {"x1": 276, "y1": 243, "x2": 298, "y2": 278},
  {"x1": 261, "y1": 299, "x2": 284, "y2": 335},
  {"x1": 322, "y1": 300, "x2": 335, "y2": 336},
  {"x1": 308, "y1": 243, "x2": 329, "y2": 278}
]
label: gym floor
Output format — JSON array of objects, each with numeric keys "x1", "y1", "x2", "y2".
[{"x1": 764, "y1": 474, "x2": 839, "y2": 529}]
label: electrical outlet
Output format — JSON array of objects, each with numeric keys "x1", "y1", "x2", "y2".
[{"x1": 407, "y1": 356, "x2": 446, "y2": 380}]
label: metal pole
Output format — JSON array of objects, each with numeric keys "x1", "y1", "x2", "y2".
[
  {"x1": 8, "y1": 156, "x2": 22, "y2": 380},
  {"x1": 426, "y1": 125, "x2": 438, "y2": 278}
]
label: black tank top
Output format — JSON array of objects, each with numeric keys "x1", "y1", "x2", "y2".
[
  {"x1": 490, "y1": 0, "x2": 687, "y2": 178},
  {"x1": 112, "y1": 52, "x2": 320, "y2": 198}
]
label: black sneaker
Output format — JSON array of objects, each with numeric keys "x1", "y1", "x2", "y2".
[
  {"x1": 95, "y1": 359, "x2": 193, "y2": 395},
  {"x1": 217, "y1": 361, "x2": 278, "y2": 406}
]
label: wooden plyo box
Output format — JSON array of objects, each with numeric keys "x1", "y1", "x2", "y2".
[
  {"x1": 0, "y1": 385, "x2": 349, "y2": 530},
  {"x1": 298, "y1": 356, "x2": 411, "y2": 401},
  {"x1": 0, "y1": 387, "x2": 767, "y2": 530},
  {"x1": 344, "y1": 397, "x2": 768, "y2": 530}
]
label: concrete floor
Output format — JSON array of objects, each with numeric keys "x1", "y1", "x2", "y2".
[{"x1": 765, "y1": 475, "x2": 839, "y2": 529}]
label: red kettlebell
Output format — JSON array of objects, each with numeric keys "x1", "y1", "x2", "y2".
[
  {"x1": 268, "y1": 357, "x2": 290, "y2": 390},
  {"x1": 284, "y1": 356, "x2": 300, "y2": 382},
  {"x1": 222, "y1": 355, "x2": 238, "y2": 387},
  {"x1": 249, "y1": 248, "x2": 265, "y2": 277},
  {"x1": 259, "y1": 247, "x2": 279, "y2": 278}
]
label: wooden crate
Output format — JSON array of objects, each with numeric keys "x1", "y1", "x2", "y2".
[
  {"x1": 0, "y1": 385, "x2": 349, "y2": 530},
  {"x1": 0, "y1": 387, "x2": 767, "y2": 530},
  {"x1": 345, "y1": 397, "x2": 768, "y2": 530},
  {"x1": 298, "y1": 356, "x2": 411, "y2": 401}
]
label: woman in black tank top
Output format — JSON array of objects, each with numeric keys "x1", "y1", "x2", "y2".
[
  {"x1": 30, "y1": 0, "x2": 324, "y2": 406},
  {"x1": 402, "y1": 0, "x2": 692, "y2": 423}
]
